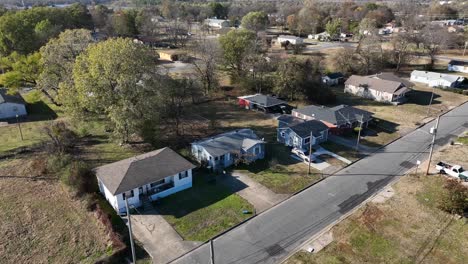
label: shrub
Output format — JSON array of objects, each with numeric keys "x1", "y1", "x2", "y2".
[
  {"x1": 65, "y1": 161, "x2": 98, "y2": 196},
  {"x1": 438, "y1": 179, "x2": 468, "y2": 215},
  {"x1": 47, "y1": 154, "x2": 73, "y2": 174},
  {"x1": 42, "y1": 121, "x2": 78, "y2": 154}
]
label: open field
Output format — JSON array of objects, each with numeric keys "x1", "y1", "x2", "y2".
[
  {"x1": 285, "y1": 140, "x2": 468, "y2": 264},
  {"x1": 155, "y1": 172, "x2": 254, "y2": 242},
  {"x1": 0, "y1": 158, "x2": 111, "y2": 264}
]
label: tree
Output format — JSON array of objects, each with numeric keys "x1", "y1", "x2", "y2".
[
  {"x1": 421, "y1": 26, "x2": 451, "y2": 69},
  {"x1": 241, "y1": 11, "x2": 269, "y2": 35},
  {"x1": 358, "y1": 18, "x2": 377, "y2": 37},
  {"x1": 89, "y1": 5, "x2": 112, "y2": 32},
  {"x1": 275, "y1": 58, "x2": 311, "y2": 100},
  {"x1": 325, "y1": 19, "x2": 341, "y2": 39},
  {"x1": 209, "y1": 2, "x2": 228, "y2": 19},
  {"x1": 38, "y1": 29, "x2": 94, "y2": 106},
  {"x1": 390, "y1": 33, "x2": 414, "y2": 72},
  {"x1": 73, "y1": 38, "x2": 161, "y2": 143},
  {"x1": 0, "y1": 52, "x2": 41, "y2": 90},
  {"x1": 329, "y1": 48, "x2": 359, "y2": 75},
  {"x1": 438, "y1": 179, "x2": 468, "y2": 215},
  {"x1": 110, "y1": 10, "x2": 139, "y2": 37},
  {"x1": 191, "y1": 37, "x2": 219, "y2": 96},
  {"x1": 356, "y1": 35, "x2": 385, "y2": 74},
  {"x1": 219, "y1": 29, "x2": 256, "y2": 77}
]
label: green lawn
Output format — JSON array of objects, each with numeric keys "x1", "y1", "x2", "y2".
[
  {"x1": 155, "y1": 171, "x2": 254, "y2": 241},
  {"x1": 235, "y1": 143, "x2": 321, "y2": 194}
]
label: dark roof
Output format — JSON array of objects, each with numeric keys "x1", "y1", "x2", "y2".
[
  {"x1": 193, "y1": 129, "x2": 264, "y2": 157},
  {"x1": 240, "y1": 94, "x2": 287, "y2": 108},
  {"x1": 95, "y1": 147, "x2": 196, "y2": 195},
  {"x1": 369, "y1": 72, "x2": 414, "y2": 88},
  {"x1": 278, "y1": 115, "x2": 329, "y2": 138},
  {"x1": 0, "y1": 89, "x2": 26, "y2": 105},
  {"x1": 448, "y1": 60, "x2": 468, "y2": 66},
  {"x1": 326, "y1": 72, "x2": 344, "y2": 79},
  {"x1": 345, "y1": 75, "x2": 410, "y2": 94},
  {"x1": 294, "y1": 105, "x2": 373, "y2": 126}
]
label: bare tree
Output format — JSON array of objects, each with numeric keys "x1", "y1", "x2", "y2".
[
  {"x1": 190, "y1": 36, "x2": 220, "y2": 96},
  {"x1": 390, "y1": 33, "x2": 414, "y2": 72},
  {"x1": 356, "y1": 35, "x2": 384, "y2": 74},
  {"x1": 421, "y1": 26, "x2": 451, "y2": 69}
]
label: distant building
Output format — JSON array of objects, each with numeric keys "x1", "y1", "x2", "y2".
[
  {"x1": 448, "y1": 60, "x2": 468, "y2": 73},
  {"x1": 410, "y1": 70, "x2": 465, "y2": 88},
  {"x1": 238, "y1": 94, "x2": 292, "y2": 114},
  {"x1": 322, "y1": 72, "x2": 344, "y2": 86},
  {"x1": 277, "y1": 35, "x2": 303, "y2": 45},
  {"x1": 0, "y1": 89, "x2": 27, "y2": 120},
  {"x1": 205, "y1": 19, "x2": 230, "y2": 29}
]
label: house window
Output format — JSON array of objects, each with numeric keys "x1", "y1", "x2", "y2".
[
  {"x1": 215, "y1": 156, "x2": 219, "y2": 161},
  {"x1": 254, "y1": 146, "x2": 260, "y2": 155},
  {"x1": 220, "y1": 154, "x2": 225, "y2": 161},
  {"x1": 122, "y1": 190, "x2": 134, "y2": 200},
  {"x1": 150, "y1": 179, "x2": 165, "y2": 188},
  {"x1": 280, "y1": 131, "x2": 286, "y2": 137},
  {"x1": 179, "y1": 171, "x2": 188, "y2": 179},
  {"x1": 304, "y1": 137, "x2": 310, "y2": 144}
]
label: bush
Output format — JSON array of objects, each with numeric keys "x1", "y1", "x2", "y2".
[
  {"x1": 438, "y1": 179, "x2": 468, "y2": 215},
  {"x1": 65, "y1": 161, "x2": 98, "y2": 196},
  {"x1": 47, "y1": 154, "x2": 72, "y2": 174},
  {"x1": 43, "y1": 121, "x2": 78, "y2": 154}
]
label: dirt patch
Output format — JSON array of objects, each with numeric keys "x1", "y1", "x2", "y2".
[
  {"x1": 372, "y1": 186, "x2": 395, "y2": 204},
  {"x1": 358, "y1": 204, "x2": 385, "y2": 231}
]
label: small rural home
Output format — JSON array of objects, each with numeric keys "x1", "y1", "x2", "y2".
[
  {"x1": 277, "y1": 35, "x2": 303, "y2": 45},
  {"x1": 205, "y1": 18, "x2": 230, "y2": 29},
  {"x1": 292, "y1": 105, "x2": 373, "y2": 135},
  {"x1": 448, "y1": 60, "x2": 468, "y2": 73},
  {"x1": 322, "y1": 72, "x2": 344, "y2": 86},
  {"x1": 0, "y1": 89, "x2": 27, "y2": 120},
  {"x1": 410, "y1": 70, "x2": 465, "y2": 88},
  {"x1": 277, "y1": 115, "x2": 329, "y2": 151},
  {"x1": 95, "y1": 147, "x2": 196, "y2": 214},
  {"x1": 191, "y1": 129, "x2": 265, "y2": 170},
  {"x1": 309, "y1": 31, "x2": 331, "y2": 41},
  {"x1": 344, "y1": 74, "x2": 411, "y2": 104},
  {"x1": 238, "y1": 94, "x2": 292, "y2": 114}
]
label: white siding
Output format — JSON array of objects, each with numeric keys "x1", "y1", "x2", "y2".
[
  {"x1": 344, "y1": 84, "x2": 394, "y2": 102},
  {"x1": 0, "y1": 102, "x2": 27, "y2": 119}
]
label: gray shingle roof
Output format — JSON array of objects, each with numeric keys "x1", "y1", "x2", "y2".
[
  {"x1": 95, "y1": 147, "x2": 196, "y2": 195},
  {"x1": 0, "y1": 89, "x2": 26, "y2": 105},
  {"x1": 278, "y1": 115, "x2": 329, "y2": 138},
  {"x1": 294, "y1": 105, "x2": 373, "y2": 126},
  {"x1": 345, "y1": 75, "x2": 408, "y2": 94},
  {"x1": 240, "y1": 94, "x2": 287, "y2": 108},
  {"x1": 369, "y1": 72, "x2": 413, "y2": 88},
  {"x1": 448, "y1": 60, "x2": 468, "y2": 66},
  {"x1": 193, "y1": 129, "x2": 264, "y2": 157}
]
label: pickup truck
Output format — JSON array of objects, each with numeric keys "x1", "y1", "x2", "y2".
[{"x1": 435, "y1": 161, "x2": 468, "y2": 182}]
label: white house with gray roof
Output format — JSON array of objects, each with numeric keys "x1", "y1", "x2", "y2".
[
  {"x1": 95, "y1": 147, "x2": 196, "y2": 214},
  {"x1": 277, "y1": 115, "x2": 329, "y2": 151},
  {"x1": 205, "y1": 18, "x2": 230, "y2": 29},
  {"x1": 0, "y1": 89, "x2": 27, "y2": 119},
  {"x1": 410, "y1": 70, "x2": 464, "y2": 88},
  {"x1": 344, "y1": 74, "x2": 411, "y2": 104},
  {"x1": 191, "y1": 129, "x2": 265, "y2": 170}
]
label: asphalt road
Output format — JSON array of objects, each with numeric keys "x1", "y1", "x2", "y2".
[{"x1": 171, "y1": 102, "x2": 468, "y2": 264}]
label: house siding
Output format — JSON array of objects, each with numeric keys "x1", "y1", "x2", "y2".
[
  {"x1": 277, "y1": 127, "x2": 328, "y2": 151},
  {"x1": 448, "y1": 64, "x2": 468, "y2": 73},
  {"x1": 0, "y1": 102, "x2": 27, "y2": 119},
  {"x1": 191, "y1": 143, "x2": 264, "y2": 170},
  {"x1": 344, "y1": 84, "x2": 395, "y2": 103},
  {"x1": 410, "y1": 74, "x2": 457, "y2": 88}
]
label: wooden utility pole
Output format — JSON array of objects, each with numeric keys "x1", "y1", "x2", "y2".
[
  {"x1": 16, "y1": 114, "x2": 23, "y2": 141},
  {"x1": 210, "y1": 239, "x2": 215, "y2": 264},
  {"x1": 308, "y1": 131, "x2": 313, "y2": 175},
  {"x1": 355, "y1": 115, "x2": 364, "y2": 151},
  {"x1": 426, "y1": 115, "x2": 440, "y2": 176},
  {"x1": 426, "y1": 85, "x2": 436, "y2": 117},
  {"x1": 125, "y1": 198, "x2": 137, "y2": 264}
]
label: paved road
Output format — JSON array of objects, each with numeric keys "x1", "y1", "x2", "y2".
[{"x1": 171, "y1": 102, "x2": 468, "y2": 264}]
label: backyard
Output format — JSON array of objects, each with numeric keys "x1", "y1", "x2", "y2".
[{"x1": 155, "y1": 171, "x2": 255, "y2": 241}]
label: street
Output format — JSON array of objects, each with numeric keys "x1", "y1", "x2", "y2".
[{"x1": 171, "y1": 101, "x2": 468, "y2": 264}]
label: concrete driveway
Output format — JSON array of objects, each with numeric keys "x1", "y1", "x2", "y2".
[
  {"x1": 221, "y1": 172, "x2": 289, "y2": 213},
  {"x1": 129, "y1": 207, "x2": 201, "y2": 264}
]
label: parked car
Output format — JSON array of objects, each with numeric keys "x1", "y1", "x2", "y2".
[
  {"x1": 435, "y1": 161, "x2": 468, "y2": 181},
  {"x1": 292, "y1": 148, "x2": 315, "y2": 163}
]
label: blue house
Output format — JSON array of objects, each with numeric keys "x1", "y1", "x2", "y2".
[
  {"x1": 277, "y1": 115, "x2": 329, "y2": 151},
  {"x1": 191, "y1": 129, "x2": 265, "y2": 170}
]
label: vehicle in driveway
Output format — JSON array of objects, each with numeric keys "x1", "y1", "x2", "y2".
[
  {"x1": 292, "y1": 148, "x2": 315, "y2": 163},
  {"x1": 435, "y1": 161, "x2": 468, "y2": 181}
]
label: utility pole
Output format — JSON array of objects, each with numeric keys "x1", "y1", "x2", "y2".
[
  {"x1": 463, "y1": 41, "x2": 467, "y2": 56},
  {"x1": 16, "y1": 114, "x2": 23, "y2": 141},
  {"x1": 210, "y1": 239, "x2": 215, "y2": 264},
  {"x1": 426, "y1": 115, "x2": 440, "y2": 176},
  {"x1": 308, "y1": 131, "x2": 313, "y2": 175},
  {"x1": 355, "y1": 115, "x2": 364, "y2": 151},
  {"x1": 125, "y1": 198, "x2": 137, "y2": 264},
  {"x1": 426, "y1": 85, "x2": 436, "y2": 117}
]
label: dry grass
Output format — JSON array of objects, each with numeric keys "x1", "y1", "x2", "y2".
[
  {"x1": 0, "y1": 158, "x2": 111, "y2": 264},
  {"x1": 285, "y1": 143, "x2": 468, "y2": 264}
]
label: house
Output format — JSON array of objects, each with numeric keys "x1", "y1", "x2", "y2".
[
  {"x1": 191, "y1": 129, "x2": 265, "y2": 170},
  {"x1": 157, "y1": 50, "x2": 187, "y2": 61},
  {"x1": 448, "y1": 60, "x2": 468, "y2": 73},
  {"x1": 0, "y1": 89, "x2": 27, "y2": 120},
  {"x1": 277, "y1": 35, "x2": 303, "y2": 45},
  {"x1": 310, "y1": 31, "x2": 330, "y2": 41},
  {"x1": 95, "y1": 147, "x2": 196, "y2": 214},
  {"x1": 322, "y1": 72, "x2": 344, "y2": 86},
  {"x1": 277, "y1": 115, "x2": 329, "y2": 151},
  {"x1": 292, "y1": 104, "x2": 373, "y2": 135},
  {"x1": 238, "y1": 94, "x2": 292, "y2": 114},
  {"x1": 410, "y1": 70, "x2": 465, "y2": 88},
  {"x1": 344, "y1": 74, "x2": 411, "y2": 104},
  {"x1": 205, "y1": 18, "x2": 230, "y2": 29}
]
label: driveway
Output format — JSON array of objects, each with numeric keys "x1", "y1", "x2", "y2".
[
  {"x1": 130, "y1": 207, "x2": 202, "y2": 264},
  {"x1": 221, "y1": 172, "x2": 289, "y2": 213}
]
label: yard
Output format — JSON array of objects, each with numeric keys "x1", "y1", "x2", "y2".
[
  {"x1": 0, "y1": 158, "x2": 111, "y2": 264},
  {"x1": 320, "y1": 141, "x2": 364, "y2": 162},
  {"x1": 285, "y1": 138, "x2": 468, "y2": 264},
  {"x1": 155, "y1": 171, "x2": 255, "y2": 242}
]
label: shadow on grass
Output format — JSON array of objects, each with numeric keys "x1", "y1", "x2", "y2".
[
  {"x1": 407, "y1": 89, "x2": 442, "y2": 106},
  {"x1": 154, "y1": 170, "x2": 249, "y2": 219},
  {"x1": 26, "y1": 100, "x2": 58, "y2": 121}
]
